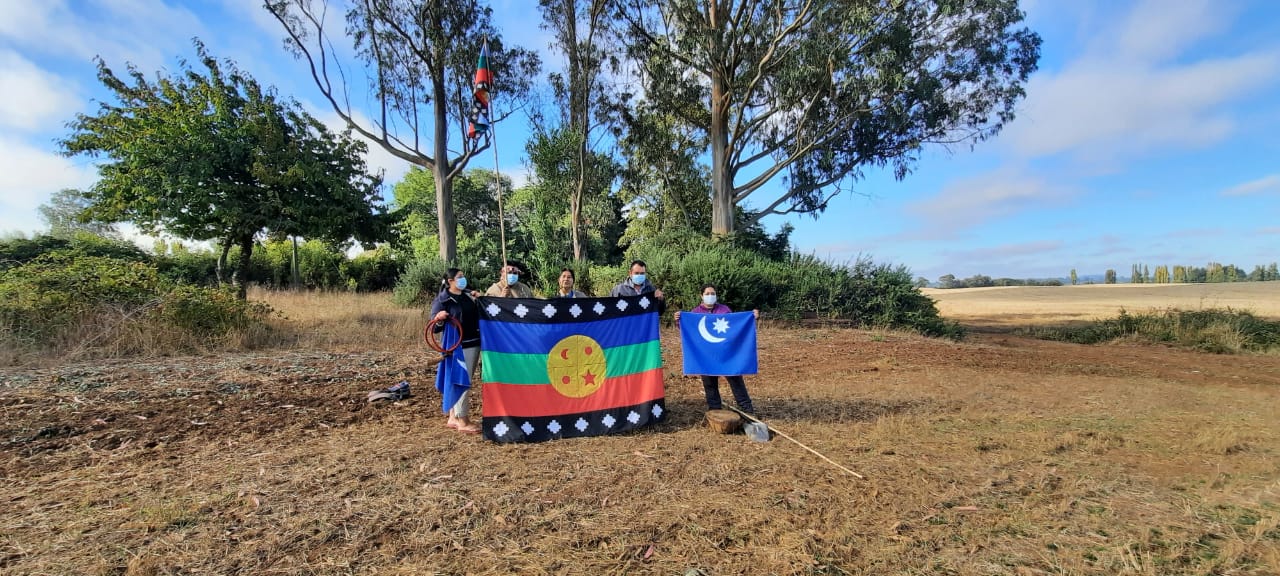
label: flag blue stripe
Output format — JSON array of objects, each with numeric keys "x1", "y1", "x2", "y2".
[
  {"x1": 679, "y1": 312, "x2": 759, "y2": 376},
  {"x1": 480, "y1": 311, "x2": 659, "y2": 355}
]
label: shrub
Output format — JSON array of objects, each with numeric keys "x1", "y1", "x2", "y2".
[
  {"x1": 0, "y1": 253, "x2": 271, "y2": 357},
  {"x1": 1023, "y1": 308, "x2": 1280, "y2": 354},
  {"x1": 156, "y1": 285, "x2": 271, "y2": 336},
  {"x1": 624, "y1": 243, "x2": 962, "y2": 339},
  {"x1": 392, "y1": 255, "x2": 495, "y2": 306}
]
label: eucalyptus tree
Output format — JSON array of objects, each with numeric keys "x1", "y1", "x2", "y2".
[
  {"x1": 536, "y1": 0, "x2": 620, "y2": 262},
  {"x1": 266, "y1": 0, "x2": 540, "y2": 262},
  {"x1": 616, "y1": 0, "x2": 1041, "y2": 235}
]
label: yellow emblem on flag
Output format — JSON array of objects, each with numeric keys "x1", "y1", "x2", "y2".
[{"x1": 546, "y1": 334, "x2": 607, "y2": 398}]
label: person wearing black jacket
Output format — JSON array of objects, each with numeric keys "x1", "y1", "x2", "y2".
[{"x1": 429, "y1": 267, "x2": 483, "y2": 433}]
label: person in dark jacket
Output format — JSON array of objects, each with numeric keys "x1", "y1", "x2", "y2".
[
  {"x1": 609, "y1": 259, "x2": 665, "y2": 313},
  {"x1": 429, "y1": 267, "x2": 483, "y2": 433}
]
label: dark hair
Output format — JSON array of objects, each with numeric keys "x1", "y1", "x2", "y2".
[
  {"x1": 700, "y1": 283, "x2": 717, "y2": 293},
  {"x1": 441, "y1": 267, "x2": 463, "y2": 291},
  {"x1": 560, "y1": 267, "x2": 575, "y2": 279},
  {"x1": 629, "y1": 260, "x2": 647, "y2": 270}
]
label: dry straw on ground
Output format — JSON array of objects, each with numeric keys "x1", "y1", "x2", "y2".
[{"x1": 2, "y1": 287, "x2": 1278, "y2": 575}]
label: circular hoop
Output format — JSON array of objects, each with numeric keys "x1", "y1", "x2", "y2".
[{"x1": 424, "y1": 316, "x2": 464, "y2": 354}]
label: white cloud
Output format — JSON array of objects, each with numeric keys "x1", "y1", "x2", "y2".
[
  {"x1": 1008, "y1": 0, "x2": 1279, "y2": 162},
  {"x1": 1222, "y1": 174, "x2": 1280, "y2": 196},
  {"x1": 0, "y1": 136, "x2": 98, "y2": 235},
  {"x1": 0, "y1": 50, "x2": 81, "y2": 133},
  {"x1": 904, "y1": 168, "x2": 1075, "y2": 238},
  {"x1": 0, "y1": 0, "x2": 205, "y2": 71}
]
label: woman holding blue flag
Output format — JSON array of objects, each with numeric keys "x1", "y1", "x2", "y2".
[
  {"x1": 429, "y1": 268, "x2": 483, "y2": 434},
  {"x1": 675, "y1": 283, "x2": 759, "y2": 415}
]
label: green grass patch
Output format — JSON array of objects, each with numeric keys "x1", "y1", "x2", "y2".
[{"x1": 1019, "y1": 308, "x2": 1280, "y2": 354}]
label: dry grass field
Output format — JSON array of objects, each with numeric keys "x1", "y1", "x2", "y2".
[
  {"x1": 923, "y1": 282, "x2": 1280, "y2": 327},
  {"x1": 2, "y1": 287, "x2": 1279, "y2": 575}
]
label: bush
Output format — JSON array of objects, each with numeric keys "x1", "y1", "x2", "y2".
[
  {"x1": 346, "y1": 247, "x2": 404, "y2": 292},
  {"x1": 0, "y1": 253, "x2": 270, "y2": 356},
  {"x1": 392, "y1": 255, "x2": 495, "y2": 306},
  {"x1": 156, "y1": 285, "x2": 271, "y2": 336},
  {"x1": 0, "y1": 253, "x2": 161, "y2": 346},
  {"x1": 1023, "y1": 308, "x2": 1280, "y2": 354},
  {"x1": 624, "y1": 243, "x2": 963, "y2": 339}
]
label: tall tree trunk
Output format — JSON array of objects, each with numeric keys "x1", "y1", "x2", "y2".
[
  {"x1": 291, "y1": 235, "x2": 300, "y2": 289},
  {"x1": 432, "y1": 51, "x2": 457, "y2": 263},
  {"x1": 708, "y1": 1, "x2": 734, "y2": 237},
  {"x1": 216, "y1": 239, "x2": 232, "y2": 286},
  {"x1": 232, "y1": 235, "x2": 253, "y2": 300},
  {"x1": 566, "y1": 0, "x2": 587, "y2": 262}
]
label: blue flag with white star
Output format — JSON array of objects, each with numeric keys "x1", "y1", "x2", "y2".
[{"x1": 679, "y1": 311, "x2": 758, "y2": 376}]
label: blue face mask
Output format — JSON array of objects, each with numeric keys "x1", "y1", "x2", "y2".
[
  {"x1": 506, "y1": 273, "x2": 519, "y2": 285},
  {"x1": 632, "y1": 273, "x2": 646, "y2": 285},
  {"x1": 455, "y1": 277, "x2": 467, "y2": 290}
]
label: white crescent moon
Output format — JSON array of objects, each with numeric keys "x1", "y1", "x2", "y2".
[{"x1": 697, "y1": 316, "x2": 726, "y2": 343}]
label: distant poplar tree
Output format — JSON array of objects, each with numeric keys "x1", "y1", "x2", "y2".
[
  {"x1": 1069, "y1": 269, "x2": 1078, "y2": 285},
  {"x1": 1105, "y1": 269, "x2": 1117, "y2": 284}
]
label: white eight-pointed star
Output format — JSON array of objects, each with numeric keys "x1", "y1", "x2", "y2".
[{"x1": 713, "y1": 317, "x2": 730, "y2": 334}]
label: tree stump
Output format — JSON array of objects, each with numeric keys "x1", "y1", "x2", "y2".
[{"x1": 706, "y1": 409, "x2": 742, "y2": 434}]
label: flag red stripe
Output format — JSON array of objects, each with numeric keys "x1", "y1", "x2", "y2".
[{"x1": 481, "y1": 368, "x2": 665, "y2": 418}]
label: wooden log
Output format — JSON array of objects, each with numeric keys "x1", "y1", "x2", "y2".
[{"x1": 705, "y1": 409, "x2": 742, "y2": 434}]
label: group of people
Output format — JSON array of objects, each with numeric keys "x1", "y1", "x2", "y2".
[{"x1": 428, "y1": 259, "x2": 755, "y2": 435}]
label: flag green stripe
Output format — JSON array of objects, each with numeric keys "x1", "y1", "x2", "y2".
[{"x1": 482, "y1": 340, "x2": 661, "y2": 385}]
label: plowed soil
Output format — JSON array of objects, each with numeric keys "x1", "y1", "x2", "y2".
[{"x1": 3, "y1": 318, "x2": 1279, "y2": 574}]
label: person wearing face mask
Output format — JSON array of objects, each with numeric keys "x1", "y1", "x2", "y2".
[
  {"x1": 429, "y1": 268, "x2": 484, "y2": 433},
  {"x1": 485, "y1": 262, "x2": 534, "y2": 298},
  {"x1": 554, "y1": 267, "x2": 587, "y2": 298},
  {"x1": 673, "y1": 283, "x2": 759, "y2": 414},
  {"x1": 608, "y1": 259, "x2": 665, "y2": 312}
]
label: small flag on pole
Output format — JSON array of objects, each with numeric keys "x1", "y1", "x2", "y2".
[{"x1": 468, "y1": 40, "x2": 492, "y2": 139}]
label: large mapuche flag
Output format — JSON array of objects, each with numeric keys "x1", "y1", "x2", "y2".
[{"x1": 478, "y1": 296, "x2": 666, "y2": 443}]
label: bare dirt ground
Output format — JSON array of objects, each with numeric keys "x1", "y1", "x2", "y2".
[{"x1": 2, "y1": 291, "x2": 1279, "y2": 575}]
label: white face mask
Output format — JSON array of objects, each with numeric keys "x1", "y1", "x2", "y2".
[{"x1": 702, "y1": 294, "x2": 717, "y2": 306}]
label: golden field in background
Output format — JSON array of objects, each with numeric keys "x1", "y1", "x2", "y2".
[{"x1": 924, "y1": 282, "x2": 1280, "y2": 326}]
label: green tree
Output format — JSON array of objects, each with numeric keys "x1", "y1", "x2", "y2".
[
  {"x1": 615, "y1": 99, "x2": 713, "y2": 247},
  {"x1": 1172, "y1": 265, "x2": 1186, "y2": 283},
  {"x1": 538, "y1": 0, "x2": 620, "y2": 262},
  {"x1": 1104, "y1": 269, "x2": 1116, "y2": 284},
  {"x1": 37, "y1": 189, "x2": 118, "y2": 238},
  {"x1": 1069, "y1": 268, "x2": 1077, "y2": 285},
  {"x1": 616, "y1": 0, "x2": 1041, "y2": 235},
  {"x1": 392, "y1": 167, "x2": 509, "y2": 266},
  {"x1": 267, "y1": 0, "x2": 540, "y2": 262},
  {"x1": 59, "y1": 42, "x2": 388, "y2": 297}
]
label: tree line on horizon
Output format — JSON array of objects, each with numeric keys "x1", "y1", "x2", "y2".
[{"x1": 926, "y1": 262, "x2": 1280, "y2": 289}]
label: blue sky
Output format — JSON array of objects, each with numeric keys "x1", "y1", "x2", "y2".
[{"x1": 1, "y1": 0, "x2": 1277, "y2": 281}]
